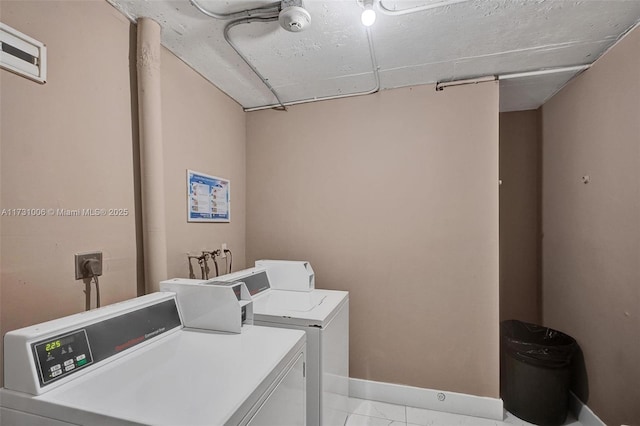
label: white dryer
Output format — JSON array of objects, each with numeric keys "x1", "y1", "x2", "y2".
[
  {"x1": 215, "y1": 265, "x2": 349, "y2": 426},
  {"x1": 0, "y1": 292, "x2": 306, "y2": 426}
]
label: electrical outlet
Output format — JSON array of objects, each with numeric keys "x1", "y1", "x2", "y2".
[
  {"x1": 221, "y1": 243, "x2": 227, "y2": 258},
  {"x1": 75, "y1": 251, "x2": 103, "y2": 280}
]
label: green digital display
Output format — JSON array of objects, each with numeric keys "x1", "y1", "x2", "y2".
[
  {"x1": 45, "y1": 340, "x2": 61, "y2": 352},
  {"x1": 34, "y1": 329, "x2": 93, "y2": 386}
]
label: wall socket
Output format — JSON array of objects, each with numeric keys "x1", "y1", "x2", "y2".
[
  {"x1": 75, "y1": 251, "x2": 103, "y2": 280},
  {"x1": 220, "y1": 243, "x2": 227, "y2": 258}
]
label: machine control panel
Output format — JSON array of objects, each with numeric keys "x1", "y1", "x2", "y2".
[
  {"x1": 232, "y1": 271, "x2": 270, "y2": 296},
  {"x1": 29, "y1": 299, "x2": 181, "y2": 388},
  {"x1": 32, "y1": 330, "x2": 93, "y2": 386}
]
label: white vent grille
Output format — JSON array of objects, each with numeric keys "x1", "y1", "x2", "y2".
[{"x1": 0, "y1": 22, "x2": 46, "y2": 84}]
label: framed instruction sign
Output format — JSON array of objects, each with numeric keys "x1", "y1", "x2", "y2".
[{"x1": 187, "y1": 170, "x2": 230, "y2": 222}]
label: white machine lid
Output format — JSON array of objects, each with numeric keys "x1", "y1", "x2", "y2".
[
  {"x1": 1, "y1": 326, "x2": 305, "y2": 425},
  {"x1": 252, "y1": 289, "x2": 349, "y2": 327}
]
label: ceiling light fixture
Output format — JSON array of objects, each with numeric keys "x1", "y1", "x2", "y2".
[{"x1": 361, "y1": 0, "x2": 376, "y2": 26}]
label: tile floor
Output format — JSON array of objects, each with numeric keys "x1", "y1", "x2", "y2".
[{"x1": 346, "y1": 398, "x2": 583, "y2": 426}]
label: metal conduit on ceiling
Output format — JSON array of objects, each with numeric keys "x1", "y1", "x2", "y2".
[
  {"x1": 244, "y1": 27, "x2": 380, "y2": 112},
  {"x1": 191, "y1": 0, "x2": 381, "y2": 111},
  {"x1": 109, "y1": 0, "x2": 640, "y2": 111},
  {"x1": 189, "y1": 0, "x2": 582, "y2": 111},
  {"x1": 376, "y1": 0, "x2": 471, "y2": 16},
  {"x1": 223, "y1": 16, "x2": 288, "y2": 110},
  {"x1": 190, "y1": 0, "x2": 280, "y2": 20}
]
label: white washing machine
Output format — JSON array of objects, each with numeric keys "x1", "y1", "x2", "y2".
[
  {"x1": 214, "y1": 264, "x2": 349, "y2": 426},
  {"x1": 0, "y1": 292, "x2": 306, "y2": 426}
]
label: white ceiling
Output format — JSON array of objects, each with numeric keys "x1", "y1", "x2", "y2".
[{"x1": 108, "y1": 0, "x2": 640, "y2": 111}]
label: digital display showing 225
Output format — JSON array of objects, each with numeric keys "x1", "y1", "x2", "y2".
[
  {"x1": 32, "y1": 329, "x2": 93, "y2": 386},
  {"x1": 45, "y1": 340, "x2": 61, "y2": 351},
  {"x1": 31, "y1": 299, "x2": 181, "y2": 388},
  {"x1": 44, "y1": 335, "x2": 74, "y2": 352}
]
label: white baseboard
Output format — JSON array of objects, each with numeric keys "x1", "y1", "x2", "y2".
[
  {"x1": 569, "y1": 392, "x2": 605, "y2": 426},
  {"x1": 349, "y1": 378, "x2": 503, "y2": 421}
]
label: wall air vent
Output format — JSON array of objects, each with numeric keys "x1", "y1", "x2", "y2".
[{"x1": 0, "y1": 22, "x2": 46, "y2": 84}]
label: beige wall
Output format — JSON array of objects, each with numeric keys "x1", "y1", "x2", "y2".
[
  {"x1": 0, "y1": 0, "x2": 246, "y2": 385},
  {"x1": 541, "y1": 27, "x2": 640, "y2": 426},
  {"x1": 0, "y1": 1, "x2": 139, "y2": 385},
  {"x1": 0, "y1": 0, "x2": 4, "y2": 391},
  {"x1": 499, "y1": 110, "x2": 541, "y2": 324},
  {"x1": 246, "y1": 83, "x2": 500, "y2": 397},
  {"x1": 161, "y1": 48, "x2": 246, "y2": 279}
]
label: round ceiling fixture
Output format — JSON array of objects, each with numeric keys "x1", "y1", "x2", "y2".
[
  {"x1": 360, "y1": 0, "x2": 376, "y2": 26},
  {"x1": 279, "y1": 5, "x2": 311, "y2": 32}
]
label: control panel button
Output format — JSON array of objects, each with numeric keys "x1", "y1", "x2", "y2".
[{"x1": 33, "y1": 328, "x2": 93, "y2": 387}]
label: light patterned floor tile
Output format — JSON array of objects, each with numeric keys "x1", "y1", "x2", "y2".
[
  {"x1": 347, "y1": 398, "x2": 584, "y2": 426},
  {"x1": 406, "y1": 406, "x2": 503, "y2": 426},
  {"x1": 346, "y1": 413, "x2": 406, "y2": 426},
  {"x1": 349, "y1": 398, "x2": 407, "y2": 422}
]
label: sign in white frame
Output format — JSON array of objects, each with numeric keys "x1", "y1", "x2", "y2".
[{"x1": 187, "y1": 170, "x2": 230, "y2": 223}]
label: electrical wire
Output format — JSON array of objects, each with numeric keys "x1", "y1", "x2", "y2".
[
  {"x1": 190, "y1": 0, "x2": 280, "y2": 20},
  {"x1": 84, "y1": 282, "x2": 91, "y2": 311},
  {"x1": 201, "y1": 252, "x2": 211, "y2": 280},
  {"x1": 224, "y1": 249, "x2": 233, "y2": 273},
  {"x1": 190, "y1": 0, "x2": 286, "y2": 110},
  {"x1": 197, "y1": 0, "x2": 380, "y2": 112},
  {"x1": 243, "y1": 27, "x2": 380, "y2": 112},
  {"x1": 224, "y1": 16, "x2": 288, "y2": 110},
  {"x1": 197, "y1": 255, "x2": 207, "y2": 279},
  {"x1": 82, "y1": 259, "x2": 102, "y2": 310},
  {"x1": 202, "y1": 250, "x2": 221, "y2": 277},
  {"x1": 376, "y1": 0, "x2": 470, "y2": 16},
  {"x1": 94, "y1": 276, "x2": 101, "y2": 308},
  {"x1": 212, "y1": 251, "x2": 220, "y2": 277},
  {"x1": 187, "y1": 255, "x2": 197, "y2": 279}
]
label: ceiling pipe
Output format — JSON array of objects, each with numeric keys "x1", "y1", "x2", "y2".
[
  {"x1": 224, "y1": 17, "x2": 288, "y2": 110},
  {"x1": 136, "y1": 18, "x2": 168, "y2": 293},
  {"x1": 243, "y1": 27, "x2": 380, "y2": 112},
  {"x1": 498, "y1": 65, "x2": 591, "y2": 80},
  {"x1": 190, "y1": 0, "x2": 280, "y2": 20},
  {"x1": 435, "y1": 75, "x2": 497, "y2": 91},
  {"x1": 377, "y1": 0, "x2": 470, "y2": 16},
  {"x1": 194, "y1": 0, "x2": 380, "y2": 112},
  {"x1": 191, "y1": 0, "x2": 288, "y2": 110},
  {"x1": 435, "y1": 65, "x2": 591, "y2": 92}
]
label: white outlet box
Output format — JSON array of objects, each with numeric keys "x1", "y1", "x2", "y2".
[{"x1": 220, "y1": 243, "x2": 227, "y2": 257}]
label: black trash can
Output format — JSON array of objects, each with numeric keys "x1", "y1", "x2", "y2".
[{"x1": 500, "y1": 320, "x2": 577, "y2": 426}]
